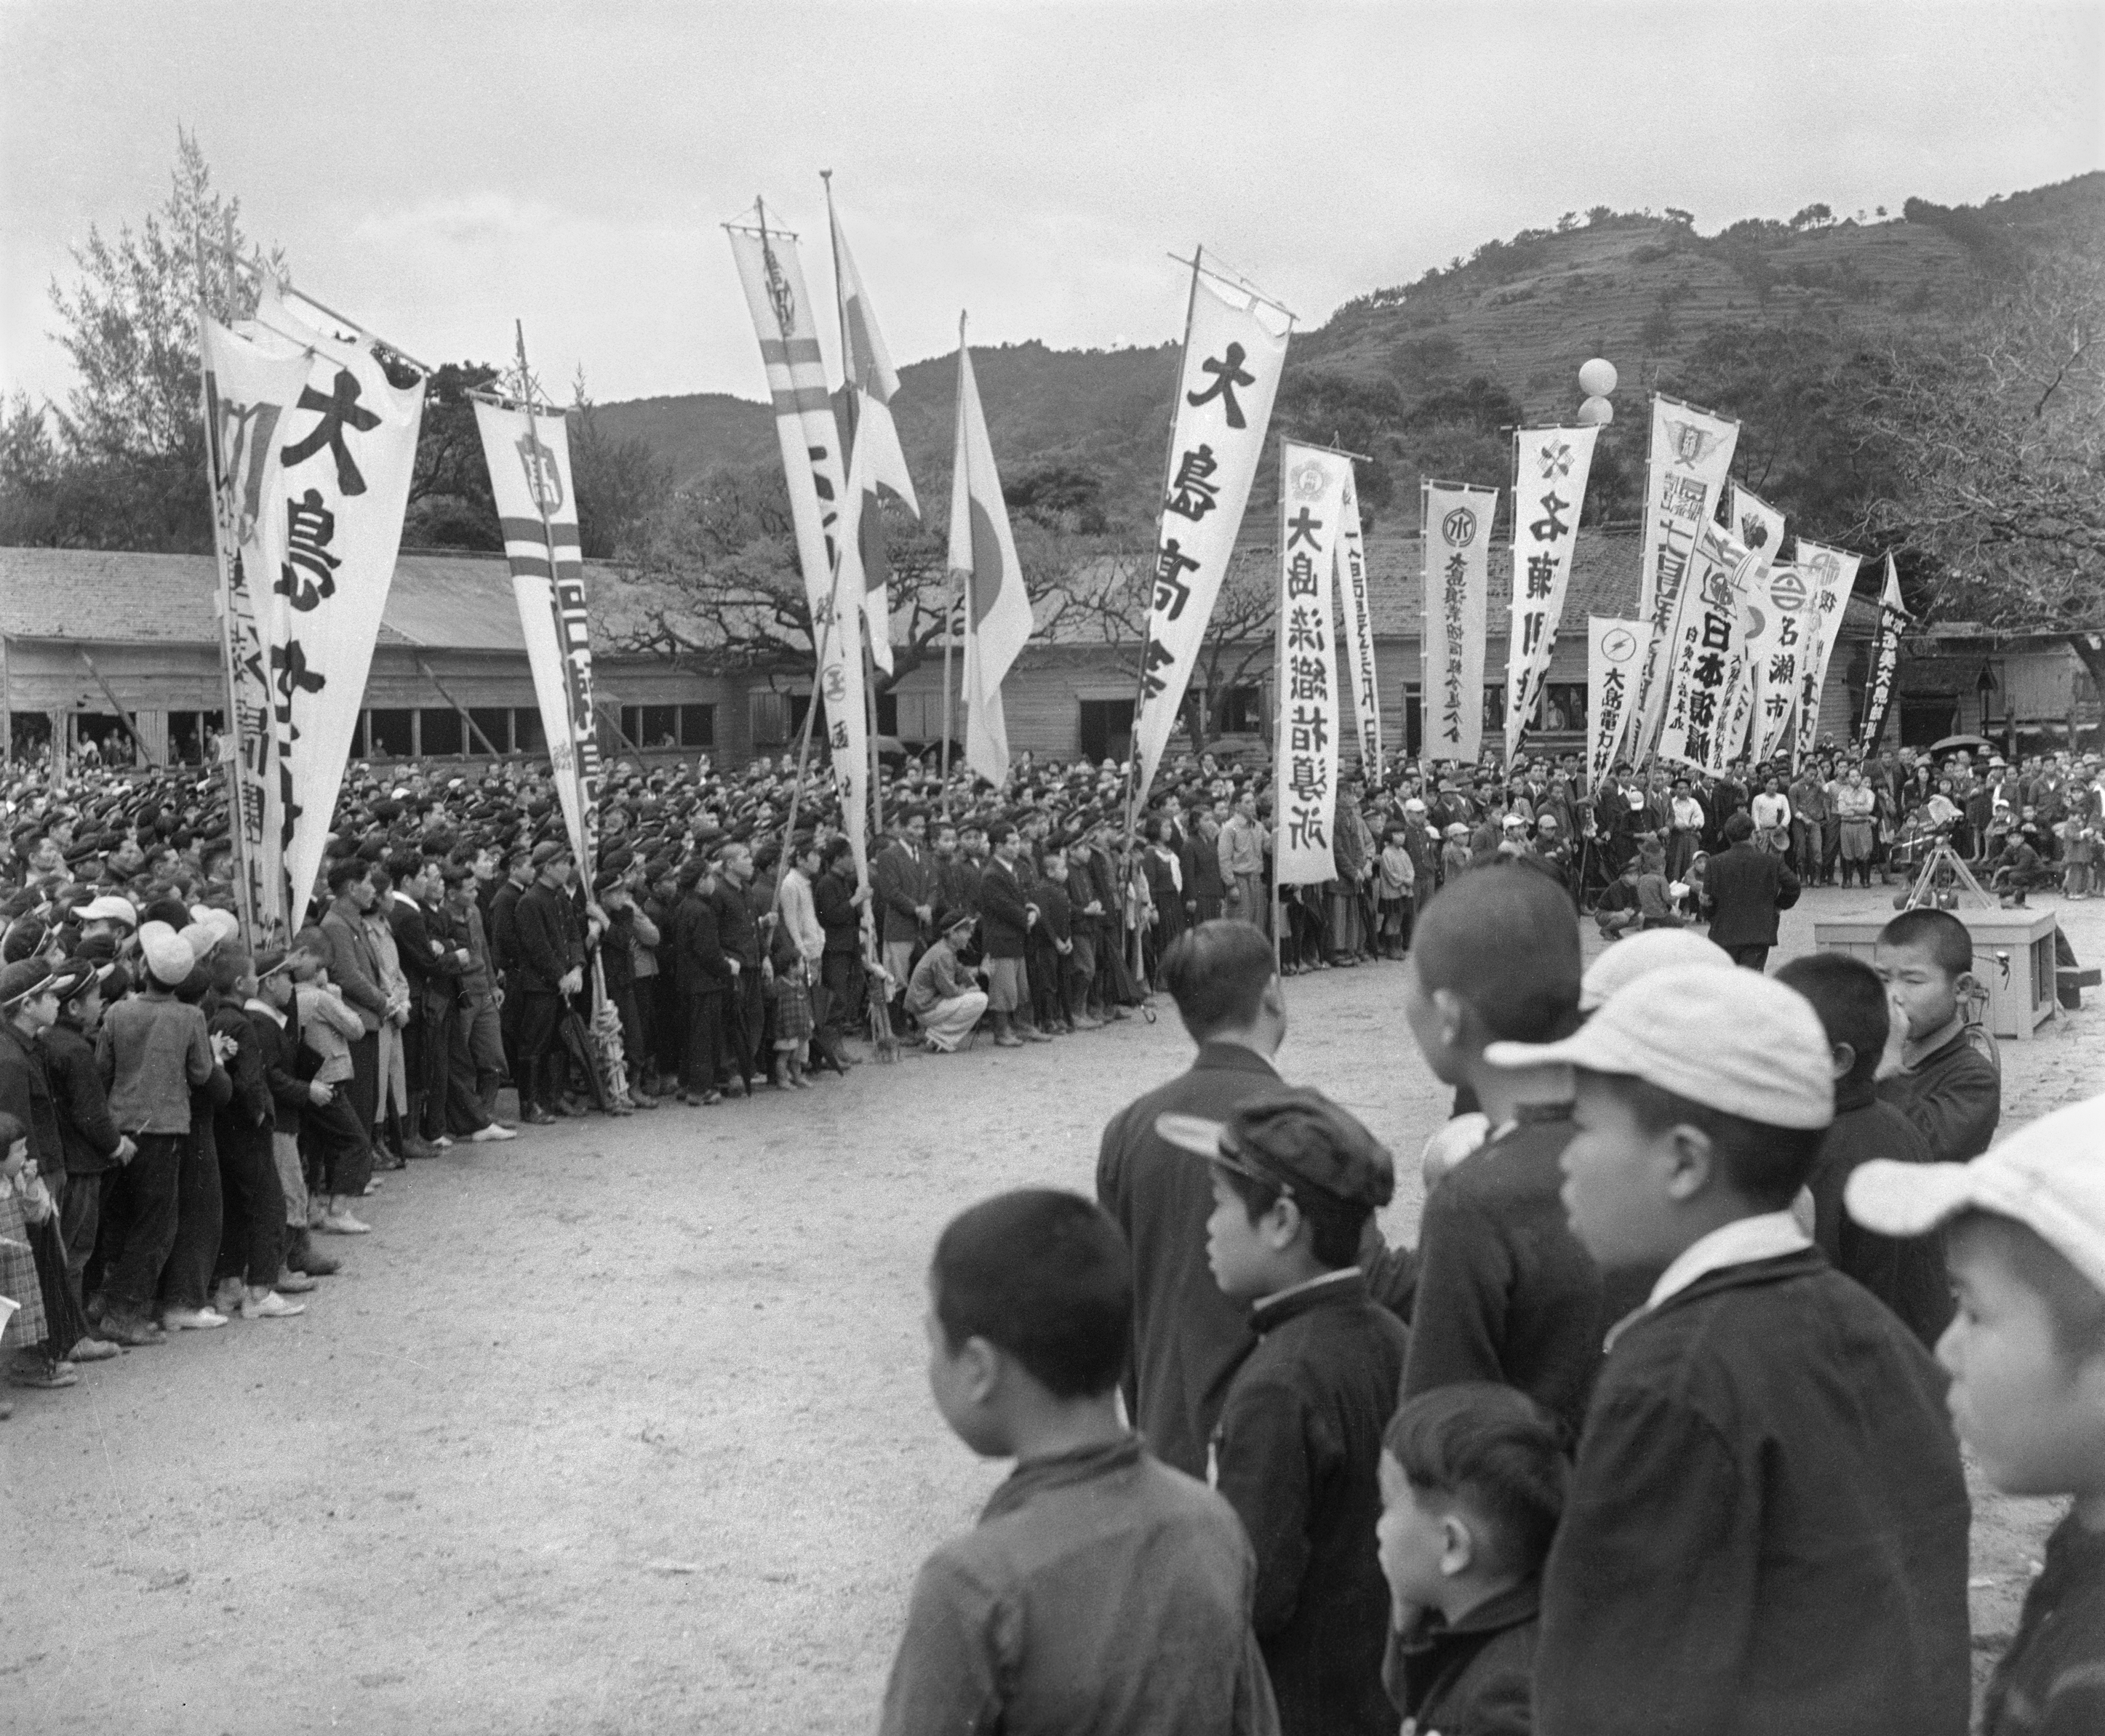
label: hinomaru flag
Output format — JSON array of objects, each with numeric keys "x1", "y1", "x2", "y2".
[
  {"x1": 727, "y1": 216, "x2": 871, "y2": 885},
  {"x1": 199, "y1": 311, "x2": 311, "y2": 932},
  {"x1": 1422, "y1": 481, "x2": 1498, "y2": 764},
  {"x1": 830, "y1": 201, "x2": 919, "y2": 674},
  {"x1": 1275, "y1": 444, "x2": 1351, "y2": 884},
  {"x1": 1503, "y1": 425, "x2": 1599, "y2": 762},
  {"x1": 950, "y1": 339, "x2": 1031, "y2": 789},
  {"x1": 1586, "y1": 617, "x2": 1646, "y2": 791},
  {"x1": 1631, "y1": 394, "x2": 1739, "y2": 756},
  {"x1": 255, "y1": 281, "x2": 423, "y2": 919},
  {"x1": 1791, "y1": 539, "x2": 1861, "y2": 768},
  {"x1": 1335, "y1": 464, "x2": 1381, "y2": 778},
  {"x1": 1720, "y1": 481, "x2": 1788, "y2": 767},
  {"x1": 1130, "y1": 269, "x2": 1290, "y2": 809},
  {"x1": 474, "y1": 401, "x2": 600, "y2": 868}
]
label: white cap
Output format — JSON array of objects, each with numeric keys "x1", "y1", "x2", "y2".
[
  {"x1": 1486, "y1": 962, "x2": 1834, "y2": 1129},
  {"x1": 1848, "y1": 1095, "x2": 2105, "y2": 1297},
  {"x1": 1580, "y1": 929, "x2": 1735, "y2": 1012},
  {"x1": 137, "y1": 920, "x2": 197, "y2": 988},
  {"x1": 78, "y1": 894, "x2": 137, "y2": 927}
]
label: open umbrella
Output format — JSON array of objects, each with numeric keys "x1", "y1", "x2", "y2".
[{"x1": 1928, "y1": 734, "x2": 1994, "y2": 754}]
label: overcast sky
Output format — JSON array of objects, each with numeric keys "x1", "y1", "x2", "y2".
[{"x1": 3, "y1": 1, "x2": 2099, "y2": 416}]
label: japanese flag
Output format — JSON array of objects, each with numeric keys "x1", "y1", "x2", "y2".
[{"x1": 950, "y1": 337, "x2": 1030, "y2": 788}]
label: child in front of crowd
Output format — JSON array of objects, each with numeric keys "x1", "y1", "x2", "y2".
[
  {"x1": 289, "y1": 929, "x2": 376, "y2": 1236},
  {"x1": 1592, "y1": 859, "x2": 1642, "y2": 942},
  {"x1": 1375, "y1": 826, "x2": 1415, "y2": 960},
  {"x1": 1376, "y1": 1383, "x2": 1566, "y2": 1736},
  {"x1": 1493, "y1": 964, "x2": 1970, "y2": 1735},
  {"x1": 1633, "y1": 842, "x2": 1680, "y2": 929},
  {"x1": 1025, "y1": 852, "x2": 1074, "y2": 1035},
  {"x1": 2056, "y1": 815, "x2": 2098, "y2": 899},
  {"x1": 1874, "y1": 907, "x2": 2001, "y2": 1164},
  {"x1": 1848, "y1": 1094, "x2": 2105, "y2": 1736},
  {"x1": 1776, "y1": 951, "x2": 1952, "y2": 1348},
  {"x1": 876, "y1": 1188, "x2": 1277, "y2": 1736},
  {"x1": 1441, "y1": 823, "x2": 1472, "y2": 884},
  {"x1": 1157, "y1": 1087, "x2": 1407, "y2": 1736}
]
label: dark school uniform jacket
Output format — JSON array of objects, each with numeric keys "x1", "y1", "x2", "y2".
[
  {"x1": 872, "y1": 839, "x2": 935, "y2": 945},
  {"x1": 671, "y1": 889, "x2": 731, "y2": 997},
  {"x1": 514, "y1": 880, "x2": 580, "y2": 994},
  {"x1": 488, "y1": 876, "x2": 528, "y2": 977},
  {"x1": 1984, "y1": 1508, "x2": 2105, "y2": 1736},
  {"x1": 977, "y1": 857, "x2": 1031, "y2": 959},
  {"x1": 1026, "y1": 879, "x2": 1071, "y2": 951},
  {"x1": 813, "y1": 869, "x2": 862, "y2": 957},
  {"x1": 38, "y1": 1016, "x2": 122, "y2": 1175},
  {"x1": 249, "y1": 999, "x2": 313, "y2": 1137},
  {"x1": 712, "y1": 880, "x2": 762, "y2": 969},
  {"x1": 1701, "y1": 839, "x2": 1800, "y2": 948},
  {"x1": 0, "y1": 1018, "x2": 63, "y2": 1173},
  {"x1": 1808, "y1": 1079, "x2": 1954, "y2": 1348},
  {"x1": 877, "y1": 1435, "x2": 1278, "y2": 1736},
  {"x1": 1535, "y1": 1248, "x2": 1971, "y2": 1736},
  {"x1": 1878, "y1": 1025, "x2": 2000, "y2": 1164},
  {"x1": 1384, "y1": 1577, "x2": 1539, "y2": 1736},
  {"x1": 1403, "y1": 1109, "x2": 1646, "y2": 1445},
  {"x1": 1210, "y1": 1271, "x2": 1409, "y2": 1736}
]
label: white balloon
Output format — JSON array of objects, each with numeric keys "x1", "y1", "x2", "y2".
[
  {"x1": 1578, "y1": 394, "x2": 1615, "y2": 425},
  {"x1": 1578, "y1": 358, "x2": 1618, "y2": 397}
]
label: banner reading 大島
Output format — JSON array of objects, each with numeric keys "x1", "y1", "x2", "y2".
[
  {"x1": 1586, "y1": 617, "x2": 1646, "y2": 791},
  {"x1": 1335, "y1": 463, "x2": 1381, "y2": 777},
  {"x1": 1858, "y1": 553, "x2": 1906, "y2": 753},
  {"x1": 199, "y1": 311, "x2": 310, "y2": 932},
  {"x1": 1131, "y1": 268, "x2": 1290, "y2": 809},
  {"x1": 1422, "y1": 480, "x2": 1498, "y2": 764},
  {"x1": 1719, "y1": 481, "x2": 1788, "y2": 768},
  {"x1": 474, "y1": 401, "x2": 600, "y2": 867},
  {"x1": 1630, "y1": 395, "x2": 1740, "y2": 757},
  {"x1": 257, "y1": 282, "x2": 424, "y2": 918},
  {"x1": 1503, "y1": 425, "x2": 1599, "y2": 763},
  {"x1": 1791, "y1": 539, "x2": 1861, "y2": 768},
  {"x1": 1274, "y1": 444, "x2": 1350, "y2": 884},
  {"x1": 727, "y1": 213, "x2": 870, "y2": 884},
  {"x1": 1655, "y1": 521, "x2": 1760, "y2": 774}
]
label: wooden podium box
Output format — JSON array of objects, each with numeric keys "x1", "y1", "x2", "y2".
[{"x1": 1816, "y1": 907, "x2": 2061, "y2": 1042}]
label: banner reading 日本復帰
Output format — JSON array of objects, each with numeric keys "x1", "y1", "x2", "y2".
[
  {"x1": 1630, "y1": 395, "x2": 1739, "y2": 758},
  {"x1": 1422, "y1": 480, "x2": 1498, "y2": 764},
  {"x1": 1655, "y1": 521, "x2": 1761, "y2": 775},
  {"x1": 1274, "y1": 444, "x2": 1350, "y2": 885}
]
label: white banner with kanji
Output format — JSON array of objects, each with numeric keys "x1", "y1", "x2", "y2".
[
  {"x1": 1858, "y1": 553, "x2": 1906, "y2": 753},
  {"x1": 1631, "y1": 395, "x2": 1739, "y2": 756},
  {"x1": 199, "y1": 311, "x2": 310, "y2": 932},
  {"x1": 257, "y1": 283, "x2": 423, "y2": 919},
  {"x1": 1792, "y1": 539, "x2": 1861, "y2": 768},
  {"x1": 1131, "y1": 270, "x2": 1289, "y2": 807},
  {"x1": 1274, "y1": 444, "x2": 1349, "y2": 884},
  {"x1": 1655, "y1": 521, "x2": 1760, "y2": 774},
  {"x1": 1421, "y1": 480, "x2": 1498, "y2": 764},
  {"x1": 1719, "y1": 481, "x2": 1788, "y2": 767},
  {"x1": 1503, "y1": 425, "x2": 1598, "y2": 762},
  {"x1": 1335, "y1": 464, "x2": 1381, "y2": 777},
  {"x1": 1748, "y1": 561, "x2": 1810, "y2": 766},
  {"x1": 474, "y1": 401, "x2": 599, "y2": 867},
  {"x1": 1586, "y1": 617, "x2": 1645, "y2": 791}
]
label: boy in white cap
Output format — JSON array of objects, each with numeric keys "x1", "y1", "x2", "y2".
[
  {"x1": 1848, "y1": 1095, "x2": 2105, "y2": 1736},
  {"x1": 1493, "y1": 964, "x2": 1970, "y2": 1735}
]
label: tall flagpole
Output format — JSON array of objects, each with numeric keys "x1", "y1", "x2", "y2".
[{"x1": 942, "y1": 311, "x2": 966, "y2": 815}]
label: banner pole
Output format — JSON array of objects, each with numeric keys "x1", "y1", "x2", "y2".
[{"x1": 941, "y1": 316, "x2": 964, "y2": 817}]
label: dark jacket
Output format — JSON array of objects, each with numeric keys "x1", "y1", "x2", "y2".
[
  {"x1": 488, "y1": 876, "x2": 529, "y2": 976},
  {"x1": 1879, "y1": 1025, "x2": 2001, "y2": 1164},
  {"x1": 1535, "y1": 1248, "x2": 1971, "y2": 1736},
  {"x1": 1027, "y1": 879, "x2": 1072, "y2": 950},
  {"x1": 38, "y1": 1016, "x2": 122, "y2": 1175},
  {"x1": 1701, "y1": 839, "x2": 1800, "y2": 948},
  {"x1": 1095, "y1": 1042, "x2": 1285, "y2": 1478},
  {"x1": 872, "y1": 839, "x2": 935, "y2": 945},
  {"x1": 935, "y1": 854, "x2": 981, "y2": 923},
  {"x1": 514, "y1": 879, "x2": 580, "y2": 994},
  {"x1": 1210, "y1": 1271, "x2": 1409, "y2": 1736},
  {"x1": 672, "y1": 888, "x2": 731, "y2": 996},
  {"x1": 977, "y1": 857, "x2": 1031, "y2": 959},
  {"x1": 390, "y1": 894, "x2": 463, "y2": 1006},
  {"x1": 1403, "y1": 1110, "x2": 1647, "y2": 1444},
  {"x1": 814, "y1": 869, "x2": 863, "y2": 957},
  {"x1": 249, "y1": 998, "x2": 313, "y2": 1136},
  {"x1": 0, "y1": 1017, "x2": 63, "y2": 1173},
  {"x1": 209, "y1": 1002, "x2": 273, "y2": 1133},
  {"x1": 1808, "y1": 1079, "x2": 1953, "y2": 1348},
  {"x1": 1983, "y1": 1508, "x2": 2105, "y2": 1736},
  {"x1": 713, "y1": 879, "x2": 762, "y2": 968},
  {"x1": 319, "y1": 898, "x2": 388, "y2": 1031},
  {"x1": 1385, "y1": 1577, "x2": 1539, "y2": 1736}
]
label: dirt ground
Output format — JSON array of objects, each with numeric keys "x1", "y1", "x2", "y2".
[{"x1": 7, "y1": 884, "x2": 2102, "y2": 1734}]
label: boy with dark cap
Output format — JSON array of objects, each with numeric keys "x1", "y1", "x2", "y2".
[
  {"x1": 878, "y1": 1188, "x2": 1277, "y2": 1736},
  {"x1": 1498, "y1": 965, "x2": 1970, "y2": 1735},
  {"x1": 1157, "y1": 1087, "x2": 1407, "y2": 1736}
]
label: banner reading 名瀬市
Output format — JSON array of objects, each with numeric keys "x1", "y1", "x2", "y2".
[
  {"x1": 257, "y1": 283, "x2": 424, "y2": 918},
  {"x1": 1791, "y1": 539, "x2": 1861, "y2": 768},
  {"x1": 1748, "y1": 561, "x2": 1810, "y2": 764},
  {"x1": 1335, "y1": 464, "x2": 1381, "y2": 777},
  {"x1": 1718, "y1": 481, "x2": 1788, "y2": 768},
  {"x1": 1586, "y1": 617, "x2": 1646, "y2": 791},
  {"x1": 1859, "y1": 553, "x2": 1906, "y2": 753},
  {"x1": 474, "y1": 401, "x2": 600, "y2": 867},
  {"x1": 1503, "y1": 425, "x2": 1599, "y2": 763},
  {"x1": 1131, "y1": 270, "x2": 1290, "y2": 809},
  {"x1": 199, "y1": 311, "x2": 310, "y2": 932},
  {"x1": 1630, "y1": 395, "x2": 1740, "y2": 757},
  {"x1": 728, "y1": 216, "x2": 870, "y2": 886},
  {"x1": 1422, "y1": 480, "x2": 1498, "y2": 764},
  {"x1": 1274, "y1": 444, "x2": 1351, "y2": 884},
  {"x1": 1655, "y1": 521, "x2": 1761, "y2": 774}
]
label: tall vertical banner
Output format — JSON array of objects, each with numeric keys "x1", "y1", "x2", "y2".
[
  {"x1": 728, "y1": 217, "x2": 871, "y2": 884},
  {"x1": 1274, "y1": 444, "x2": 1349, "y2": 884},
  {"x1": 1792, "y1": 539, "x2": 1861, "y2": 768},
  {"x1": 258, "y1": 284, "x2": 424, "y2": 918},
  {"x1": 1719, "y1": 481, "x2": 1788, "y2": 767},
  {"x1": 1131, "y1": 270, "x2": 1290, "y2": 809},
  {"x1": 1858, "y1": 553, "x2": 1906, "y2": 753},
  {"x1": 1503, "y1": 425, "x2": 1599, "y2": 762},
  {"x1": 1335, "y1": 465, "x2": 1381, "y2": 777},
  {"x1": 199, "y1": 313, "x2": 310, "y2": 930},
  {"x1": 1586, "y1": 617, "x2": 1646, "y2": 791},
  {"x1": 1655, "y1": 521, "x2": 1761, "y2": 773},
  {"x1": 474, "y1": 402, "x2": 599, "y2": 866},
  {"x1": 1422, "y1": 480, "x2": 1498, "y2": 764},
  {"x1": 951, "y1": 339, "x2": 1033, "y2": 788},
  {"x1": 1631, "y1": 396, "x2": 1740, "y2": 756}
]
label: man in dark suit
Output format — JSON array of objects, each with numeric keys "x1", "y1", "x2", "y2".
[
  {"x1": 1702, "y1": 811, "x2": 1802, "y2": 970},
  {"x1": 513, "y1": 843, "x2": 584, "y2": 1124}
]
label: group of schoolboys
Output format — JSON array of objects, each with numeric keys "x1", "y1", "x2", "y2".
[{"x1": 882, "y1": 867, "x2": 2102, "y2": 1734}]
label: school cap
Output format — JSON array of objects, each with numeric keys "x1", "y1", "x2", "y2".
[
  {"x1": 530, "y1": 841, "x2": 572, "y2": 866},
  {"x1": 1155, "y1": 1087, "x2": 1396, "y2": 1210},
  {"x1": 1579, "y1": 929, "x2": 1735, "y2": 1012},
  {"x1": 1848, "y1": 1094, "x2": 2105, "y2": 1297},
  {"x1": 78, "y1": 894, "x2": 138, "y2": 927},
  {"x1": 0, "y1": 957, "x2": 52, "y2": 1007},
  {"x1": 1485, "y1": 962, "x2": 1834, "y2": 1129}
]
